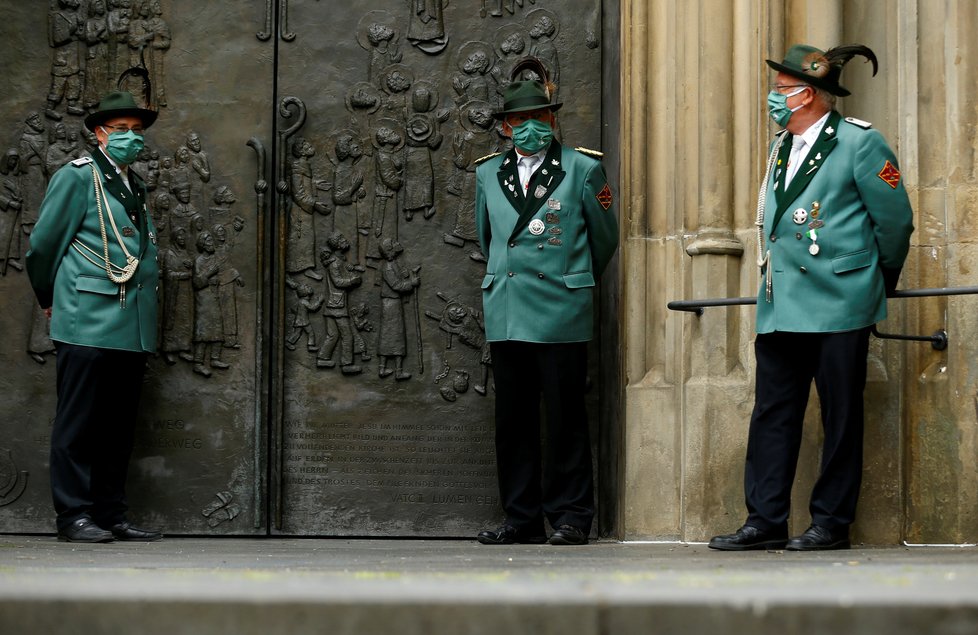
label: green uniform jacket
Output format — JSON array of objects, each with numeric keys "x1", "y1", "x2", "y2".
[
  {"x1": 26, "y1": 150, "x2": 159, "y2": 353},
  {"x1": 758, "y1": 111, "x2": 914, "y2": 333},
  {"x1": 475, "y1": 142, "x2": 619, "y2": 343}
]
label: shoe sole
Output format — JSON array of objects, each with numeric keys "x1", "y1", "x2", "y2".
[
  {"x1": 707, "y1": 539, "x2": 788, "y2": 551},
  {"x1": 476, "y1": 535, "x2": 547, "y2": 545},
  {"x1": 113, "y1": 535, "x2": 164, "y2": 542},
  {"x1": 57, "y1": 535, "x2": 115, "y2": 543},
  {"x1": 785, "y1": 540, "x2": 850, "y2": 551}
]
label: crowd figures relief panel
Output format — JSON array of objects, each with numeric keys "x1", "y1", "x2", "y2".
[{"x1": 279, "y1": 0, "x2": 598, "y2": 403}]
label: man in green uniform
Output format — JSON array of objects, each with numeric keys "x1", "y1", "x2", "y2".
[
  {"x1": 709, "y1": 44, "x2": 914, "y2": 551},
  {"x1": 27, "y1": 91, "x2": 163, "y2": 543},
  {"x1": 474, "y1": 73, "x2": 619, "y2": 546}
]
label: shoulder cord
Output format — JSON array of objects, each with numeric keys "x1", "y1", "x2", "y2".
[
  {"x1": 755, "y1": 133, "x2": 786, "y2": 302},
  {"x1": 69, "y1": 165, "x2": 140, "y2": 307}
]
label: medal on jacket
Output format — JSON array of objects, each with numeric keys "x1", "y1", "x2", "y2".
[
  {"x1": 534, "y1": 184, "x2": 547, "y2": 199},
  {"x1": 528, "y1": 219, "x2": 546, "y2": 235}
]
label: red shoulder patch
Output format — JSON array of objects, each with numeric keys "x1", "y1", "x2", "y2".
[
  {"x1": 878, "y1": 160, "x2": 901, "y2": 189},
  {"x1": 596, "y1": 183, "x2": 613, "y2": 210}
]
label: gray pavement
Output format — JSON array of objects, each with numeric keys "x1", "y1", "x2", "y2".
[{"x1": 1, "y1": 536, "x2": 978, "y2": 634}]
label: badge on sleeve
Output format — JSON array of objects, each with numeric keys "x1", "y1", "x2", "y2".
[
  {"x1": 878, "y1": 160, "x2": 901, "y2": 189},
  {"x1": 595, "y1": 183, "x2": 613, "y2": 210}
]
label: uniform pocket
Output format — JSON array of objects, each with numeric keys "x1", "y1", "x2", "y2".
[
  {"x1": 562, "y1": 271, "x2": 595, "y2": 289},
  {"x1": 481, "y1": 273, "x2": 496, "y2": 289},
  {"x1": 76, "y1": 275, "x2": 118, "y2": 296},
  {"x1": 831, "y1": 249, "x2": 872, "y2": 274}
]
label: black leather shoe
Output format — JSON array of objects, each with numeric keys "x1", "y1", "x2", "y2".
[
  {"x1": 708, "y1": 525, "x2": 788, "y2": 551},
  {"x1": 110, "y1": 521, "x2": 163, "y2": 542},
  {"x1": 548, "y1": 524, "x2": 588, "y2": 546},
  {"x1": 786, "y1": 524, "x2": 850, "y2": 551},
  {"x1": 477, "y1": 524, "x2": 547, "y2": 545},
  {"x1": 58, "y1": 518, "x2": 114, "y2": 543}
]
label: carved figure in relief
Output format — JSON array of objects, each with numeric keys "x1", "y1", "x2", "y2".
[
  {"x1": 45, "y1": 123, "x2": 82, "y2": 176},
  {"x1": 425, "y1": 293, "x2": 490, "y2": 396},
  {"x1": 402, "y1": 83, "x2": 446, "y2": 221},
  {"x1": 185, "y1": 132, "x2": 211, "y2": 209},
  {"x1": 47, "y1": 0, "x2": 85, "y2": 120},
  {"x1": 156, "y1": 153, "x2": 173, "y2": 193},
  {"x1": 357, "y1": 11, "x2": 402, "y2": 83},
  {"x1": 481, "y1": 0, "x2": 537, "y2": 18},
  {"x1": 330, "y1": 134, "x2": 367, "y2": 268},
  {"x1": 145, "y1": 0, "x2": 170, "y2": 106},
  {"x1": 107, "y1": 0, "x2": 132, "y2": 85},
  {"x1": 170, "y1": 182, "x2": 202, "y2": 241},
  {"x1": 381, "y1": 65, "x2": 413, "y2": 118},
  {"x1": 286, "y1": 282, "x2": 322, "y2": 352},
  {"x1": 161, "y1": 226, "x2": 194, "y2": 364},
  {"x1": 27, "y1": 301, "x2": 57, "y2": 364},
  {"x1": 150, "y1": 190, "x2": 171, "y2": 242},
  {"x1": 377, "y1": 238, "x2": 420, "y2": 380},
  {"x1": 452, "y1": 42, "x2": 497, "y2": 106},
  {"x1": 445, "y1": 100, "x2": 496, "y2": 261},
  {"x1": 83, "y1": 0, "x2": 110, "y2": 109},
  {"x1": 493, "y1": 25, "x2": 529, "y2": 86},
  {"x1": 191, "y1": 230, "x2": 229, "y2": 377},
  {"x1": 0, "y1": 150, "x2": 25, "y2": 275},
  {"x1": 201, "y1": 491, "x2": 239, "y2": 527},
  {"x1": 211, "y1": 223, "x2": 243, "y2": 349},
  {"x1": 133, "y1": 146, "x2": 159, "y2": 191},
  {"x1": 368, "y1": 123, "x2": 404, "y2": 260},
  {"x1": 316, "y1": 232, "x2": 366, "y2": 375},
  {"x1": 527, "y1": 10, "x2": 560, "y2": 95},
  {"x1": 406, "y1": 0, "x2": 448, "y2": 55},
  {"x1": 18, "y1": 113, "x2": 49, "y2": 246},
  {"x1": 287, "y1": 137, "x2": 331, "y2": 280}
]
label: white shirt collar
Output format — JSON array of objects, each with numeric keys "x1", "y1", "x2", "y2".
[{"x1": 797, "y1": 111, "x2": 831, "y2": 148}]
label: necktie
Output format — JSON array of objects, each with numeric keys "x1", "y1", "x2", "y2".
[
  {"x1": 785, "y1": 135, "x2": 806, "y2": 186},
  {"x1": 518, "y1": 156, "x2": 535, "y2": 192}
]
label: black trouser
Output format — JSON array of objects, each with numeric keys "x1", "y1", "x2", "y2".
[
  {"x1": 744, "y1": 328, "x2": 871, "y2": 533},
  {"x1": 489, "y1": 340, "x2": 594, "y2": 534},
  {"x1": 51, "y1": 342, "x2": 147, "y2": 532}
]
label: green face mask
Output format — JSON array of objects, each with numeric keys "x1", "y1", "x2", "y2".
[
  {"x1": 511, "y1": 118, "x2": 554, "y2": 154},
  {"x1": 101, "y1": 129, "x2": 145, "y2": 165}
]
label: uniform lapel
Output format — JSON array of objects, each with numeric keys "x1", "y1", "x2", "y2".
[
  {"x1": 772, "y1": 110, "x2": 842, "y2": 230},
  {"x1": 495, "y1": 149, "x2": 523, "y2": 214},
  {"x1": 509, "y1": 142, "x2": 566, "y2": 240}
]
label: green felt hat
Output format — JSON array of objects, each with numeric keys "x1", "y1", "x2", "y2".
[
  {"x1": 84, "y1": 91, "x2": 158, "y2": 132},
  {"x1": 766, "y1": 43, "x2": 878, "y2": 98},
  {"x1": 492, "y1": 80, "x2": 562, "y2": 120}
]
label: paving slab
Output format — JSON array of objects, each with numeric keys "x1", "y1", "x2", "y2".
[{"x1": 1, "y1": 536, "x2": 977, "y2": 634}]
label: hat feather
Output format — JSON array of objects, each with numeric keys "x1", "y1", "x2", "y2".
[
  {"x1": 508, "y1": 56, "x2": 557, "y2": 99},
  {"x1": 824, "y1": 44, "x2": 878, "y2": 76}
]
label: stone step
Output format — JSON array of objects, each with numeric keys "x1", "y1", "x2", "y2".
[{"x1": 1, "y1": 537, "x2": 976, "y2": 635}]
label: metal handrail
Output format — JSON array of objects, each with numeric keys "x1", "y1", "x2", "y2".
[{"x1": 667, "y1": 285, "x2": 978, "y2": 351}]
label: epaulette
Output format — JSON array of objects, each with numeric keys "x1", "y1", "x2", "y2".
[
  {"x1": 575, "y1": 146, "x2": 604, "y2": 159},
  {"x1": 474, "y1": 152, "x2": 502, "y2": 165},
  {"x1": 70, "y1": 156, "x2": 93, "y2": 167},
  {"x1": 844, "y1": 116, "x2": 873, "y2": 129}
]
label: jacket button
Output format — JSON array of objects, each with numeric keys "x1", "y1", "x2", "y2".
[
  {"x1": 799, "y1": 266, "x2": 807, "y2": 274},
  {"x1": 795, "y1": 232, "x2": 803, "y2": 240},
  {"x1": 507, "y1": 272, "x2": 514, "y2": 277},
  {"x1": 537, "y1": 273, "x2": 544, "y2": 279},
  {"x1": 537, "y1": 244, "x2": 544, "y2": 249},
  {"x1": 770, "y1": 234, "x2": 778, "y2": 242},
  {"x1": 509, "y1": 242, "x2": 516, "y2": 248},
  {"x1": 138, "y1": 283, "x2": 143, "y2": 289}
]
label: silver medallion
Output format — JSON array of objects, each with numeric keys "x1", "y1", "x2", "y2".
[
  {"x1": 791, "y1": 208, "x2": 808, "y2": 224},
  {"x1": 809, "y1": 243, "x2": 820, "y2": 256},
  {"x1": 528, "y1": 219, "x2": 546, "y2": 236},
  {"x1": 547, "y1": 198, "x2": 561, "y2": 210},
  {"x1": 534, "y1": 184, "x2": 547, "y2": 199}
]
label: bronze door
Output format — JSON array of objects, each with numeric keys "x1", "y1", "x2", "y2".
[{"x1": 0, "y1": 0, "x2": 608, "y2": 537}]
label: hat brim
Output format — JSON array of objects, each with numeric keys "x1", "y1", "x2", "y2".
[
  {"x1": 492, "y1": 102, "x2": 562, "y2": 121},
  {"x1": 84, "y1": 107, "x2": 159, "y2": 132},
  {"x1": 766, "y1": 59, "x2": 851, "y2": 97}
]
